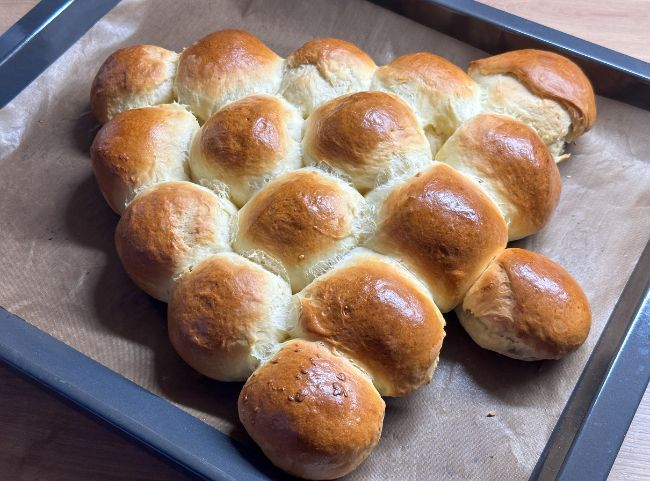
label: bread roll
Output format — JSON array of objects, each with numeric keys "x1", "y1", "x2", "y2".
[
  {"x1": 372, "y1": 52, "x2": 481, "y2": 154},
  {"x1": 234, "y1": 168, "x2": 369, "y2": 292},
  {"x1": 292, "y1": 248, "x2": 445, "y2": 396},
  {"x1": 168, "y1": 253, "x2": 291, "y2": 381},
  {"x1": 457, "y1": 248, "x2": 591, "y2": 360},
  {"x1": 436, "y1": 114, "x2": 561, "y2": 240},
  {"x1": 280, "y1": 38, "x2": 376, "y2": 117},
  {"x1": 238, "y1": 339, "x2": 385, "y2": 480},
  {"x1": 468, "y1": 49, "x2": 597, "y2": 157},
  {"x1": 91, "y1": 104, "x2": 198, "y2": 214},
  {"x1": 115, "y1": 181, "x2": 237, "y2": 302},
  {"x1": 367, "y1": 162, "x2": 508, "y2": 312},
  {"x1": 302, "y1": 91, "x2": 431, "y2": 192},
  {"x1": 188, "y1": 95, "x2": 302, "y2": 207},
  {"x1": 174, "y1": 30, "x2": 284, "y2": 122},
  {"x1": 90, "y1": 45, "x2": 178, "y2": 124}
]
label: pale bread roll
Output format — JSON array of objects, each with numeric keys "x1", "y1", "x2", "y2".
[
  {"x1": 372, "y1": 52, "x2": 481, "y2": 154},
  {"x1": 468, "y1": 49, "x2": 597, "y2": 157},
  {"x1": 280, "y1": 38, "x2": 376, "y2": 117}
]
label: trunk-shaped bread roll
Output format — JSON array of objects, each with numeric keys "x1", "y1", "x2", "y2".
[
  {"x1": 168, "y1": 253, "x2": 291, "y2": 381},
  {"x1": 468, "y1": 49, "x2": 597, "y2": 157},
  {"x1": 280, "y1": 38, "x2": 377, "y2": 118},
  {"x1": 372, "y1": 52, "x2": 481, "y2": 154},
  {"x1": 189, "y1": 95, "x2": 303, "y2": 207},
  {"x1": 302, "y1": 91, "x2": 432, "y2": 192},
  {"x1": 234, "y1": 168, "x2": 370, "y2": 292},
  {"x1": 238, "y1": 339, "x2": 385, "y2": 480},
  {"x1": 367, "y1": 162, "x2": 508, "y2": 312},
  {"x1": 174, "y1": 30, "x2": 284, "y2": 122},
  {"x1": 91, "y1": 104, "x2": 198, "y2": 214},
  {"x1": 292, "y1": 248, "x2": 446, "y2": 396},
  {"x1": 90, "y1": 45, "x2": 179, "y2": 124},
  {"x1": 115, "y1": 181, "x2": 237, "y2": 302},
  {"x1": 456, "y1": 248, "x2": 591, "y2": 360},
  {"x1": 436, "y1": 114, "x2": 561, "y2": 240}
]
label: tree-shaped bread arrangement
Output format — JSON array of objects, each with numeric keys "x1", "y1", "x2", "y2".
[{"x1": 89, "y1": 30, "x2": 595, "y2": 480}]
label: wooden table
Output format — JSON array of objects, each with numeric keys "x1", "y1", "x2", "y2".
[{"x1": 1, "y1": 1, "x2": 648, "y2": 480}]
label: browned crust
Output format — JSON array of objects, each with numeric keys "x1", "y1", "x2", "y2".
[
  {"x1": 441, "y1": 114, "x2": 561, "y2": 239},
  {"x1": 237, "y1": 170, "x2": 355, "y2": 265},
  {"x1": 91, "y1": 105, "x2": 195, "y2": 214},
  {"x1": 304, "y1": 91, "x2": 425, "y2": 170},
  {"x1": 469, "y1": 49, "x2": 597, "y2": 140},
  {"x1": 376, "y1": 52, "x2": 477, "y2": 97},
  {"x1": 115, "y1": 182, "x2": 226, "y2": 300},
  {"x1": 198, "y1": 95, "x2": 289, "y2": 177},
  {"x1": 168, "y1": 254, "x2": 268, "y2": 377},
  {"x1": 298, "y1": 254, "x2": 445, "y2": 396},
  {"x1": 238, "y1": 340, "x2": 385, "y2": 480},
  {"x1": 370, "y1": 163, "x2": 508, "y2": 311},
  {"x1": 461, "y1": 248, "x2": 592, "y2": 358},
  {"x1": 90, "y1": 45, "x2": 176, "y2": 124},
  {"x1": 286, "y1": 37, "x2": 376, "y2": 80}
]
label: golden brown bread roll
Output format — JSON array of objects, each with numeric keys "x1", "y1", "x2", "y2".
[
  {"x1": 234, "y1": 168, "x2": 369, "y2": 292},
  {"x1": 372, "y1": 52, "x2": 481, "y2": 154},
  {"x1": 168, "y1": 253, "x2": 291, "y2": 381},
  {"x1": 457, "y1": 248, "x2": 591, "y2": 360},
  {"x1": 436, "y1": 114, "x2": 561, "y2": 240},
  {"x1": 292, "y1": 248, "x2": 446, "y2": 396},
  {"x1": 302, "y1": 91, "x2": 431, "y2": 192},
  {"x1": 468, "y1": 49, "x2": 597, "y2": 156},
  {"x1": 280, "y1": 38, "x2": 376, "y2": 117},
  {"x1": 115, "y1": 181, "x2": 237, "y2": 302},
  {"x1": 174, "y1": 30, "x2": 284, "y2": 122},
  {"x1": 91, "y1": 104, "x2": 198, "y2": 214},
  {"x1": 238, "y1": 339, "x2": 385, "y2": 480},
  {"x1": 90, "y1": 45, "x2": 178, "y2": 124},
  {"x1": 188, "y1": 95, "x2": 302, "y2": 207},
  {"x1": 367, "y1": 162, "x2": 508, "y2": 312}
]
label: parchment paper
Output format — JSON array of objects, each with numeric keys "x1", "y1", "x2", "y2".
[{"x1": 1, "y1": 1, "x2": 649, "y2": 479}]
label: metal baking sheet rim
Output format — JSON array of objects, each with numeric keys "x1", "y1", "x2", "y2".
[{"x1": 0, "y1": 1, "x2": 648, "y2": 481}]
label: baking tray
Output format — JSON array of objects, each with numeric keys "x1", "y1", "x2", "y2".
[{"x1": 0, "y1": 1, "x2": 648, "y2": 480}]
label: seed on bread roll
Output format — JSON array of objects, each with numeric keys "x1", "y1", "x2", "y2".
[
  {"x1": 367, "y1": 162, "x2": 507, "y2": 312},
  {"x1": 468, "y1": 49, "x2": 597, "y2": 157},
  {"x1": 302, "y1": 91, "x2": 431, "y2": 192},
  {"x1": 456, "y1": 248, "x2": 591, "y2": 360},
  {"x1": 436, "y1": 114, "x2": 561, "y2": 240},
  {"x1": 280, "y1": 38, "x2": 376, "y2": 117},
  {"x1": 90, "y1": 45, "x2": 179, "y2": 124},
  {"x1": 234, "y1": 168, "x2": 369, "y2": 292},
  {"x1": 115, "y1": 181, "x2": 237, "y2": 302},
  {"x1": 174, "y1": 30, "x2": 284, "y2": 122},
  {"x1": 238, "y1": 339, "x2": 385, "y2": 480},
  {"x1": 188, "y1": 95, "x2": 302, "y2": 207},
  {"x1": 168, "y1": 253, "x2": 291, "y2": 381},
  {"x1": 292, "y1": 248, "x2": 445, "y2": 396},
  {"x1": 372, "y1": 52, "x2": 481, "y2": 154},
  {"x1": 91, "y1": 104, "x2": 198, "y2": 214}
]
